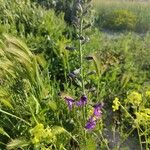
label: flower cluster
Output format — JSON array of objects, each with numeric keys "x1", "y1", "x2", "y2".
[
  {"x1": 146, "y1": 91, "x2": 150, "y2": 98},
  {"x1": 64, "y1": 95, "x2": 103, "y2": 130},
  {"x1": 126, "y1": 91, "x2": 142, "y2": 106},
  {"x1": 112, "y1": 97, "x2": 120, "y2": 111},
  {"x1": 135, "y1": 108, "x2": 150, "y2": 125},
  {"x1": 85, "y1": 103, "x2": 104, "y2": 130},
  {"x1": 64, "y1": 95, "x2": 87, "y2": 110}
]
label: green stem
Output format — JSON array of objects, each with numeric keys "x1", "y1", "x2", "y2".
[
  {"x1": 137, "y1": 127, "x2": 143, "y2": 150},
  {"x1": 79, "y1": 15, "x2": 87, "y2": 147},
  {"x1": 98, "y1": 131, "x2": 110, "y2": 150},
  {"x1": 79, "y1": 17, "x2": 85, "y2": 94},
  {"x1": 120, "y1": 104, "x2": 144, "y2": 133},
  {"x1": 0, "y1": 109, "x2": 31, "y2": 126},
  {"x1": 145, "y1": 125, "x2": 148, "y2": 150},
  {"x1": 29, "y1": 105, "x2": 39, "y2": 124},
  {"x1": 97, "y1": 79, "x2": 100, "y2": 101},
  {"x1": 120, "y1": 104, "x2": 135, "y2": 120},
  {"x1": 120, "y1": 104, "x2": 144, "y2": 149},
  {"x1": 120, "y1": 127, "x2": 135, "y2": 145}
]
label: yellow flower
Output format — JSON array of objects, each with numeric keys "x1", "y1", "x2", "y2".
[
  {"x1": 135, "y1": 109, "x2": 150, "y2": 125},
  {"x1": 146, "y1": 91, "x2": 150, "y2": 98},
  {"x1": 127, "y1": 91, "x2": 142, "y2": 106},
  {"x1": 112, "y1": 97, "x2": 120, "y2": 111}
]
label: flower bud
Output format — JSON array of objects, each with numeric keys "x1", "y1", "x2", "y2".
[
  {"x1": 85, "y1": 55, "x2": 93, "y2": 60},
  {"x1": 73, "y1": 68, "x2": 81, "y2": 75},
  {"x1": 87, "y1": 70, "x2": 96, "y2": 75},
  {"x1": 65, "y1": 46, "x2": 76, "y2": 51},
  {"x1": 83, "y1": 23, "x2": 92, "y2": 30},
  {"x1": 76, "y1": 3, "x2": 83, "y2": 14},
  {"x1": 69, "y1": 73, "x2": 76, "y2": 78},
  {"x1": 78, "y1": 36, "x2": 85, "y2": 41},
  {"x1": 82, "y1": 36, "x2": 90, "y2": 44},
  {"x1": 88, "y1": 87, "x2": 96, "y2": 92}
]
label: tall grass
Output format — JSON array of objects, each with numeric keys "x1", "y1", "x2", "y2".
[
  {"x1": 0, "y1": 0, "x2": 150, "y2": 149},
  {"x1": 93, "y1": 0, "x2": 150, "y2": 32}
]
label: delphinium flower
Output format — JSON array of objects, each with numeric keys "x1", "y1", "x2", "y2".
[
  {"x1": 93, "y1": 103, "x2": 104, "y2": 119},
  {"x1": 85, "y1": 117, "x2": 96, "y2": 130},
  {"x1": 64, "y1": 97, "x2": 75, "y2": 110},
  {"x1": 76, "y1": 95, "x2": 87, "y2": 107},
  {"x1": 85, "y1": 102, "x2": 104, "y2": 130},
  {"x1": 63, "y1": 95, "x2": 87, "y2": 110}
]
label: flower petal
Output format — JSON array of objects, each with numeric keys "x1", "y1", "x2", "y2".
[
  {"x1": 65, "y1": 97, "x2": 75, "y2": 110},
  {"x1": 85, "y1": 117, "x2": 96, "y2": 130},
  {"x1": 76, "y1": 95, "x2": 87, "y2": 107}
]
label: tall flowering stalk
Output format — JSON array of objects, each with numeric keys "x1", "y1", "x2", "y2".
[
  {"x1": 66, "y1": 0, "x2": 93, "y2": 94},
  {"x1": 72, "y1": 0, "x2": 85, "y2": 94},
  {"x1": 64, "y1": 0, "x2": 104, "y2": 127},
  {"x1": 63, "y1": 1, "x2": 104, "y2": 147},
  {"x1": 73, "y1": 1, "x2": 92, "y2": 133}
]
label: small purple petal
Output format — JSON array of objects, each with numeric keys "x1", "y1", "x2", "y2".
[
  {"x1": 85, "y1": 117, "x2": 96, "y2": 130},
  {"x1": 93, "y1": 103, "x2": 104, "y2": 119},
  {"x1": 93, "y1": 102, "x2": 104, "y2": 109},
  {"x1": 65, "y1": 97, "x2": 74, "y2": 110},
  {"x1": 76, "y1": 95, "x2": 87, "y2": 107},
  {"x1": 85, "y1": 102, "x2": 104, "y2": 130},
  {"x1": 69, "y1": 73, "x2": 76, "y2": 78}
]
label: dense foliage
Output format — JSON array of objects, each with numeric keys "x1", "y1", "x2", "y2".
[
  {"x1": 94, "y1": 0, "x2": 150, "y2": 32},
  {"x1": 0, "y1": 0, "x2": 150, "y2": 149},
  {"x1": 101, "y1": 10, "x2": 137, "y2": 31}
]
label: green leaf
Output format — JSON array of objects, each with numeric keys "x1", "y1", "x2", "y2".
[
  {"x1": 0, "y1": 99, "x2": 14, "y2": 109},
  {"x1": 0, "y1": 127, "x2": 10, "y2": 138},
  {"x1": 48, "y1": 101, "x2": 57, "y2": 111},
  {"x1": 86, "y1": 137, "x2": 96, "y2": 150},
  {"x1": 52, "y1": 126, "x2": 66, "y2": 136},
  {"x1": 7, "y1": 139, "x2": 30, "y2": 150},
  {"x1": 31, "y1": 94, "x2": 40, "y2": 115}
]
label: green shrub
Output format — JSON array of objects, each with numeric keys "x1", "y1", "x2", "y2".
[
  {"x1": 94, "y1": 0, "x2": 150, "y2": 33},
  {"x1": 103, "y1": 10, "x2": 137, "y2": 31}
]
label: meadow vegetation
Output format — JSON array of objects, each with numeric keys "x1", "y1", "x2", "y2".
[
  {"x1": 93, "y1": 0, "x2": 150, "y2": 32},
  {"x1": 0, "y1": 0, "x2": 150, "y2": 149}
]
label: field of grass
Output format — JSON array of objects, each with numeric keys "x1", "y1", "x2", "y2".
[
  {"x1": 0, "y1": 0, "x2": 150, "y2": 149},
  {"x1": 93, "y1": 0, "x2": 150, "y2": 32}
]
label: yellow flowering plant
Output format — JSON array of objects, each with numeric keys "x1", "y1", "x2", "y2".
[
  {"x1": 146, "y1": 91, "x2": 150, "y2": 98},
  {"x1": 116, "y1": 90, "x2": 150, "y2": 149},
  {"x1": 126, "y1": 91, "x2": 142, "y2": 107},
  {"x1": 112, "y1": 97, "x2": 120, "y2": 111}
]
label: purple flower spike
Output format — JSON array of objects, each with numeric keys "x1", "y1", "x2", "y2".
[
  {"x1": 76, "y1": 95, "x2": 87, "y2": 107},
  {"x1": 85, "y1": 117, "x2": 96, "y2": 130},
  {"x1": 65, "y1": 97, "x2": 74, "y2": 110},
  {"x1": 85, "y1": 102, "x2": 104, "y2": 130},
  {"x1": 93, "y1": 103, "x2": 104, "y2": 119}
]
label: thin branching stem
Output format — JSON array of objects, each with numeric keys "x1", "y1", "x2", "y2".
[{"x1": 137, "y1": 127, "x2": 143, "y2": 150}]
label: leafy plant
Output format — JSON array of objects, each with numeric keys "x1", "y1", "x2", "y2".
[
  {"x1": 94, "y1": 0, "x2": 150, "y2": 32},
  {"x1": 0, "y1": 35, "x2": 71, "y2": 149},
  {"x1": 103, "y1": 10, "x2": 137, "y2": 31}
]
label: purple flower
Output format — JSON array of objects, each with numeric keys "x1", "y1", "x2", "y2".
[
  {"x1": 65, "y1": 97, "x2": 75, "y2": 110},
  {"x1": 76, "y1": 95, "x2": 87, "y2": 107},
  {"x1": 85, "y1": 117, "x2": 96, "y2": 130},
  {"x1": 93, "y1": 103, "x2": 104, "y2": 119},
  {"x1": 85, "y1": 102, "x2": 104, "y2": 130}
]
